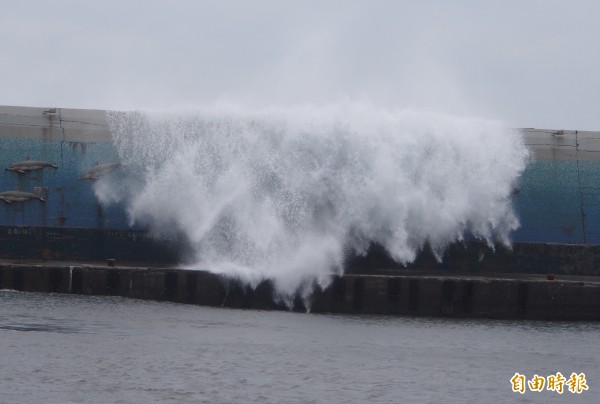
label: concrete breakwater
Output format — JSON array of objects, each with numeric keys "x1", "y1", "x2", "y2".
[
  {"x1": 1, "y1": 263, "x2": 599, "y2": 321},
  {"x1": 2, "y1": 105, "x2": 600, "y2": 246},
  {"x1": 4, "y1": 225, "x2": 600, "y2": 277},
  {"x1": 2, "y1": 105, "x2": 600, "y2": 321}
]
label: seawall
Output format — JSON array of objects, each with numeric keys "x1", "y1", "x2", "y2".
[
  {"x1": 2, "y1": 105, "x2": 600, "y2": 245},
  {"x1": 0, "y1": 106, "x2": 600, "y2": 246},
  {"x1": 2, "y1": 105, "x2": 600, "y2": 320},
  {"x1": 1, "y1": 263, "x2": 599, "y2": 321}
]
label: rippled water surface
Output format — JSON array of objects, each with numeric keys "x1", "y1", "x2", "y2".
[{"x1": 1, "y1": 290, "x2": 598, "y2": 403}]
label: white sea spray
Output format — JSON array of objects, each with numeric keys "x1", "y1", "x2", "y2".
[{"x1": 105, "y1": 103, "x2": 528, "y2": 298}]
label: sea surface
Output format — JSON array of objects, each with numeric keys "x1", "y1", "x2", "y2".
[{"x1": 1, "y1": 290, "x2": 598, "y2": 403}]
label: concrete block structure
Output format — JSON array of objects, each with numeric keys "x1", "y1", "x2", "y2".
[{"x1": 2, "y1": 105, "x2": 600, "y2": 319}]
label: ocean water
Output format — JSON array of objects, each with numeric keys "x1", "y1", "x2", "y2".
[{"x1": 1, "y1": 290, "x2": 598, "y2": 403}]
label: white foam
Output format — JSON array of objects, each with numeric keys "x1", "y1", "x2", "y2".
[{"x1": 105, "y1": 103, "x2": 528, "y2": 297}]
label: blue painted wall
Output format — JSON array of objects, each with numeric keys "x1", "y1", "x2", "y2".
[
  {"x1": 513, "y1": 159, "x2": 600, "y2": 244},
  {"x1": 0, "y1": 137, "x2": 129, "y2": 229},
  {"x1": 1, "y1": 135, "x2": 599, "y2": 245}
]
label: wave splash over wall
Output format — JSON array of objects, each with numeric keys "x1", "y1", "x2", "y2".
[{"x1": 105, "y1": 104, "x2": 527, "y2": 299}]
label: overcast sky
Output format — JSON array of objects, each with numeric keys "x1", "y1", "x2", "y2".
[{"x1": 1, "y1": 0, "x2": 598, "y2": 129}]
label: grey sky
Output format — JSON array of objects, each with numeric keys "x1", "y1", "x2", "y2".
[{"x1": 1, "y1": 0, "x2": 598, "y2": 130}]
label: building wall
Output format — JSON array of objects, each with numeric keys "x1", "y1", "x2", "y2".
[
  {"x1": 514, "y1": 129, "x2": 600, "y2": 244},
  {"x1": 1, "y1": 106, "x2": 599, "y2": 245},
  {"x1": 0, "y1": 106, "x2": 128, "y2": 229}
]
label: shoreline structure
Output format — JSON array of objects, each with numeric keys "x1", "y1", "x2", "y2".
[{"x1": 1, "y1": 106, "x2": 599, "y2": 320}]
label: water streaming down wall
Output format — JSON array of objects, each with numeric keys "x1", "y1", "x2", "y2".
[{"x1": 1, "y1": 105, "x2": 600, "y2": 288}]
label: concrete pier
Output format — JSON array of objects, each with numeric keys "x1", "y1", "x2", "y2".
[{"x1": 1, "y1": 263, "x2": 599, "y2": 321}]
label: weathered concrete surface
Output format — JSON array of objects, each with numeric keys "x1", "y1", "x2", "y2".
[
  {"x1": 0, "y1": 225, "x2": 184, "y2": 263},
  {"x1": 4, "y1": 225, "x2": 600, "y2": 277},
  {"x1": 522, "y1": 128, "x2": 600, "y2": 161},
  {"x1": 0, "y1": 106, "x2": 110, "y2": 142},
  {"x1": 1, "y1": 263, "x2": 599, "y2": 321},
  {"x1": 347, "y1": 241, "x2": 600, "y2": 276}
]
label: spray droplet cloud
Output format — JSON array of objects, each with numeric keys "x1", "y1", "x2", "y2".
[{"x1": 104, "y1": 103, "x2": 527, "y2": 297}]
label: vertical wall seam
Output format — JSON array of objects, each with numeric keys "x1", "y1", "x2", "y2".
[
  {"x1": 59, "y1": 108, "x2": 65, "y2": 167},
  {"x1": 575, "y1": 131, "x2": 587, "y2": 244}
]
